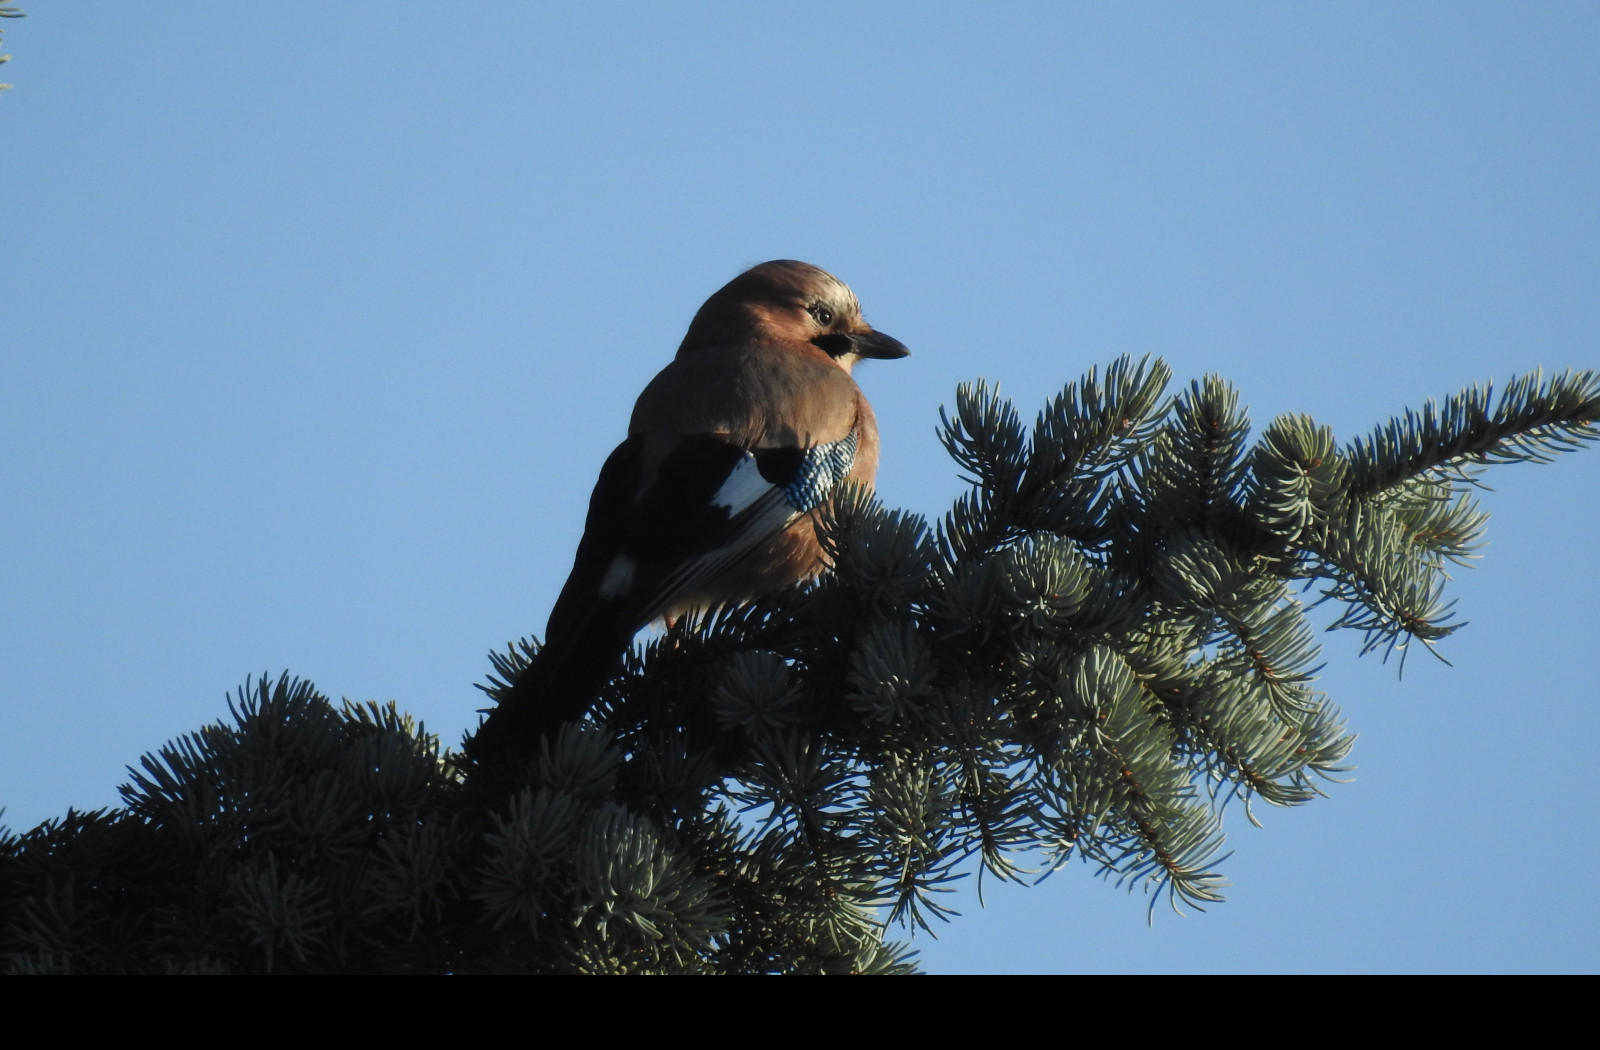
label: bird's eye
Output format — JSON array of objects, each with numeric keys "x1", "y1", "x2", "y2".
[{"x1": 809, "y1": 304, "x2": 834, "y2": 327}]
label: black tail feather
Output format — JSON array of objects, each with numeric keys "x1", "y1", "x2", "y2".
[{"x1": 466, "y1": 604, "x2": 635, "y2": 763}]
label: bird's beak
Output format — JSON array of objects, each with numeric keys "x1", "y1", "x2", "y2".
[{"x1": 850, "y1": 329, "x2": 911, "y2": 360}]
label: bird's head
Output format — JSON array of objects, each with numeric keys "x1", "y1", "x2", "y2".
[{"x1": 679, "y1": 260, "x2": 910, "y2": 371}]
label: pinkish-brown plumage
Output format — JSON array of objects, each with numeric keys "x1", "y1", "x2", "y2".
[{"x1": 470, "y1": 261, "x2": 907, "y2": 759}]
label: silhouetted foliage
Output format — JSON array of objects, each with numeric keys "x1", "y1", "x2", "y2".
[{"x1": 5, "y1": 359, "x2": 1594, "y2": 972}]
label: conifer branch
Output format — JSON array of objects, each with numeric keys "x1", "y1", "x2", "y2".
[
  {"x1": 5, "y1": 357, "x2": 1592, "y2": 972},
  {"x1": 1347, "y1": 368, "x2": 1600, "y2": 497}
]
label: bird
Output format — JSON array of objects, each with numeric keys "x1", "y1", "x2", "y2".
[{"x1": 469, "y1": 260, "x2": 909, "y2": 759}]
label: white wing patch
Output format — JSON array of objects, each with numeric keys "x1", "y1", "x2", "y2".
[
  {"x1": 628, "y1": 432, "x2": 859, "y2": 625},
  {"x1": 598, "y1": 553, "x2": 638, "y2": 600},
  {"x1": 710, "y1": 453, "x2": 776, "y2": 517}
]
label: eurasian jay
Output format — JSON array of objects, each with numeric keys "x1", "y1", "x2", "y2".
[{"x1": 470, "y1": 260, "x2": 909, "y2": 758}]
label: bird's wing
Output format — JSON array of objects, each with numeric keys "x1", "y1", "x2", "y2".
[
  {"x1": 474, "y1": 426, "x2": 860, "y2": 757},
  {"x1": 607, "y1": 428, "x2": 860, "y2": 627}
]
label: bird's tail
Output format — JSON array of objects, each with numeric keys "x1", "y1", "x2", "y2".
[{"x1": 466, "y1": 605, "x2": 635, "y2": 764}]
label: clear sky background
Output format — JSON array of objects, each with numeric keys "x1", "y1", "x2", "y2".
[{"x1": 4, "y1": 5, "x2": 1597, "y2": 974}]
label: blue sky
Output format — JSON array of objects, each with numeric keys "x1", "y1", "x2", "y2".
[{"x1": 4, "y1": 5, "x2": 1597, "y2": 973}]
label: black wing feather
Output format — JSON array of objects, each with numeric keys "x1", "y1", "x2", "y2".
[{"x1": 470, "y1": 430, "x2": 854, "y2": 758}]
